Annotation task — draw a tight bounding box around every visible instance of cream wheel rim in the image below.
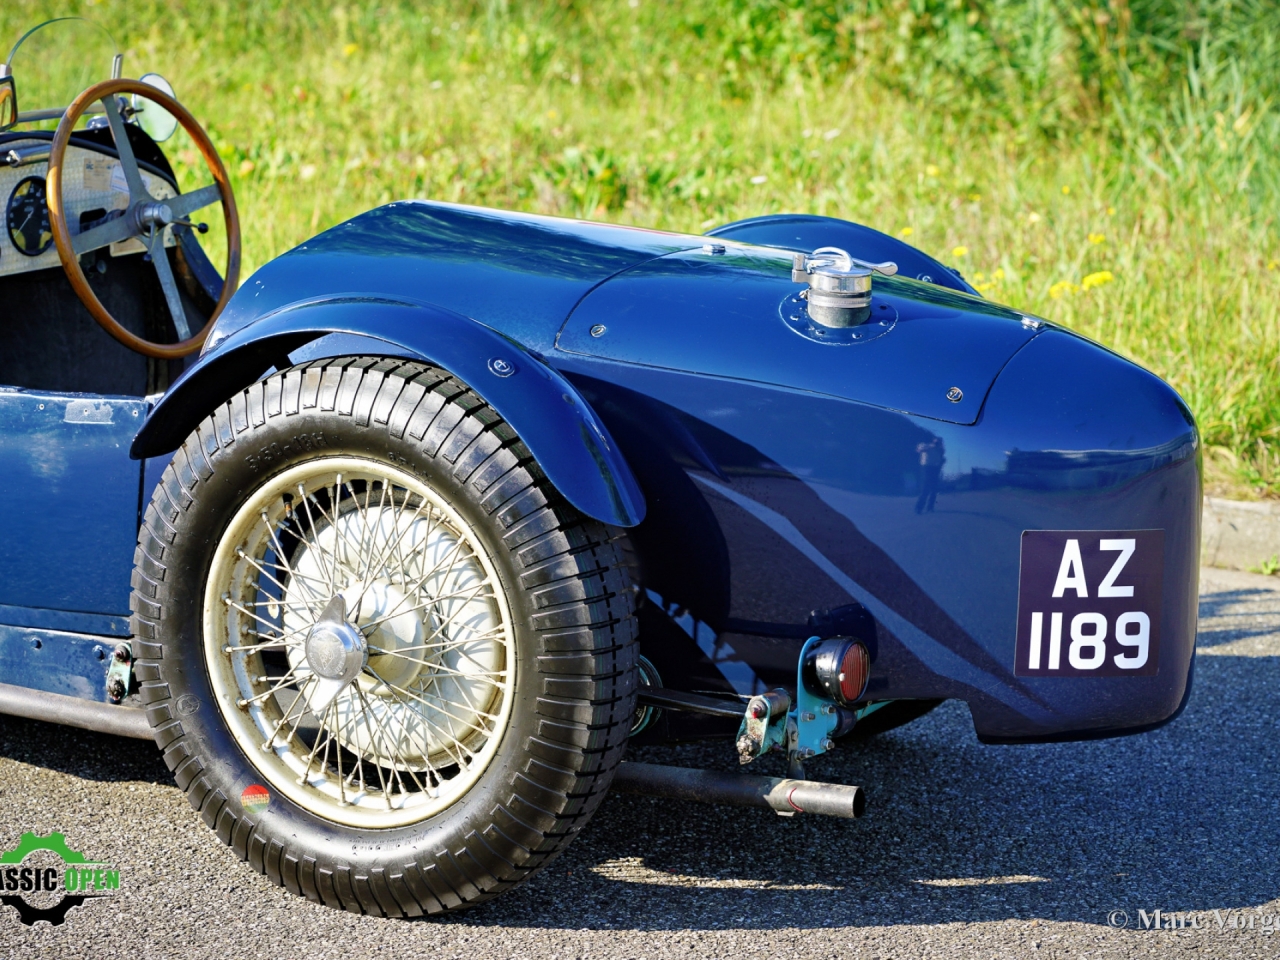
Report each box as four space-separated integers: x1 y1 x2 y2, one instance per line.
203 456 515 828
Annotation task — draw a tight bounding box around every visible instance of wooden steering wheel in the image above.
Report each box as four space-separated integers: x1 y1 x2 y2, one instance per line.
46 78 241 359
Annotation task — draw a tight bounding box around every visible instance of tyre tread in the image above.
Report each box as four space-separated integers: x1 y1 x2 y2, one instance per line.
129 357 637 916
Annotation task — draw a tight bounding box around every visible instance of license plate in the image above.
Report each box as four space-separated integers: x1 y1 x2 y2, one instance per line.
1014 530 1163 677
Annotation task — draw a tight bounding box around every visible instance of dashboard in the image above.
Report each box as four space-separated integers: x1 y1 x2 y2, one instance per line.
0 137 177 280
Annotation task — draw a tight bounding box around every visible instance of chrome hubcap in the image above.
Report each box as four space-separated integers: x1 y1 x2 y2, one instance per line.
304 597 367 684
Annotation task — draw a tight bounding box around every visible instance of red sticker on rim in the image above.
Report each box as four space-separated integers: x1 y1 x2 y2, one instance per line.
241 784 270 814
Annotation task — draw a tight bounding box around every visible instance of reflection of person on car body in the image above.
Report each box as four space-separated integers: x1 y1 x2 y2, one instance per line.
915 435 944 514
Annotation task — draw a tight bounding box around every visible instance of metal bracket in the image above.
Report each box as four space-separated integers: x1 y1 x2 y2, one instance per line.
736 688 790 763
105 642 134 704
785 635 849 787
734 637 850 812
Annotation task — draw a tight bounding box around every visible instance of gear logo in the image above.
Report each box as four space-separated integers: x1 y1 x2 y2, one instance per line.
1 832 118 926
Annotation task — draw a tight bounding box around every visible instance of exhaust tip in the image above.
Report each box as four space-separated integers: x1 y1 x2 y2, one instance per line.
852 785 867 819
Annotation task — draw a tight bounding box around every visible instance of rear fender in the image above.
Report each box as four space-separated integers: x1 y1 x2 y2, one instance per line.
131 297 646 527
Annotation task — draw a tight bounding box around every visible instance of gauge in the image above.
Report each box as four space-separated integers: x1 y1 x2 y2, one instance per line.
7 176 54 257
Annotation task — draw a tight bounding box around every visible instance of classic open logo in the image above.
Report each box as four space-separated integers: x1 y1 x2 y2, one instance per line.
0 832 119 926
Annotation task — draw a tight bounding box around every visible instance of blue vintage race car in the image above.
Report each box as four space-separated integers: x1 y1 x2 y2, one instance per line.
0 18 1198 917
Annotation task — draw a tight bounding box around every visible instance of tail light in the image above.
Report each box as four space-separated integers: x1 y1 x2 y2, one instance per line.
801 637 870 706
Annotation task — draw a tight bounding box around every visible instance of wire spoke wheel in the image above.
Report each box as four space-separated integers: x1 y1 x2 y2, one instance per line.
134 359 637 915
204 456 515 828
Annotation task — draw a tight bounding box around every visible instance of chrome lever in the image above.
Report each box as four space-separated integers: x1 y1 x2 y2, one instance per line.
1 143 50 167
792 246 897 282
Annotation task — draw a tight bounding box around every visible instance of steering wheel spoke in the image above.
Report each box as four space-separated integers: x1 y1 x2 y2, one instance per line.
167 183 221 219
71 210 134 256
148 233 194 341
100 94 150 202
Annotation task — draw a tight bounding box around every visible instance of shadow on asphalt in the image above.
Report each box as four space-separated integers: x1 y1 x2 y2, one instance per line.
464 582 1280 931
0 714 169 786
1195 588 1278 647
0 582 1276 932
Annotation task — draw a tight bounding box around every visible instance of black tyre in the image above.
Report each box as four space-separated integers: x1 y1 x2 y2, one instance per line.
129 357 638 915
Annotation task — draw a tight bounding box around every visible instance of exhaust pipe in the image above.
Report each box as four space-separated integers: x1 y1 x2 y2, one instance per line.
611 761 865 819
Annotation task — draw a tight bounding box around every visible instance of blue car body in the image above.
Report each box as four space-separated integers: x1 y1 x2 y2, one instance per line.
2 199 1199 745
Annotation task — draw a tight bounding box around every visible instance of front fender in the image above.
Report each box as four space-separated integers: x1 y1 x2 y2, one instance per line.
131 297 646 527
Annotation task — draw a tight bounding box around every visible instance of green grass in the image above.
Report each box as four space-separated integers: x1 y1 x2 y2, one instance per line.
4 0 1278 497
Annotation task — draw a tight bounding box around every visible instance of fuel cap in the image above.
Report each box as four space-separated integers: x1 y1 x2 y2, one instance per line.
792 246 897 328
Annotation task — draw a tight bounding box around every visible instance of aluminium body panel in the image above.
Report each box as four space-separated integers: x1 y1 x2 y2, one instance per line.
554 327 1198 743
0 389 144 619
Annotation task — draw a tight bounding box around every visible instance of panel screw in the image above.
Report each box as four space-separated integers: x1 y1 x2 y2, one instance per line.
94 646 106 661
822 738 835 751
946 386 964 403
589 324 607 338
487 357 516 377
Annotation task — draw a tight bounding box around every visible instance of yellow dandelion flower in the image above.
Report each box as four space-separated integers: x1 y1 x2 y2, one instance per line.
952 245 968 258
973 271 986 282
1268 259 1279 271
926 164 940 177
1061 185 1071 195
343 42 359 57
1107 206 1116 216
1088 232 1106 245
1081 270 1114 290
968 193 982 202
898 226 914 238
993 268 1005 280
1049 281 1077 299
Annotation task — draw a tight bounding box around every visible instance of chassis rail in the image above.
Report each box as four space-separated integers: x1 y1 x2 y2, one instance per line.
0 681 151 740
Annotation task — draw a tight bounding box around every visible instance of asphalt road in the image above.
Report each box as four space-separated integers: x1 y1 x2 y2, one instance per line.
2 566 1279 959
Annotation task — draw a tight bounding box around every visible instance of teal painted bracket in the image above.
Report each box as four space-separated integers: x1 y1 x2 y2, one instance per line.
788 636 845 777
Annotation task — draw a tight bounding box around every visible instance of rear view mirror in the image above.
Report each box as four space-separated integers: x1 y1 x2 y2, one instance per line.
0 76 15 131
131 72 177 142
